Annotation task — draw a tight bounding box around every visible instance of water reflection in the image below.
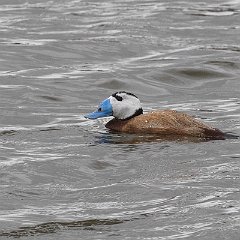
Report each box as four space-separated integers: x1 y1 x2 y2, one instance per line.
0 218 126 238
93 131 228 145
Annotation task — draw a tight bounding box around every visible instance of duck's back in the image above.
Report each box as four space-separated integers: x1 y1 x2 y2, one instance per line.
106 110 225 139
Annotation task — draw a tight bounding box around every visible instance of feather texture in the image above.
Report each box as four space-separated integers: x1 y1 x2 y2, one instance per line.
106 110 225 139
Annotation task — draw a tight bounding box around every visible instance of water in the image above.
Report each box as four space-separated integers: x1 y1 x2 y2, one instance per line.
0 0 240 239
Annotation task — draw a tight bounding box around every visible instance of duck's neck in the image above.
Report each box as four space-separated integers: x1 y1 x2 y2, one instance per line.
120 108 143 121
105 109 143 132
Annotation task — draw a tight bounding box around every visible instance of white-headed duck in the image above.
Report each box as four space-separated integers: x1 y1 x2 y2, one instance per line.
85 91 225 140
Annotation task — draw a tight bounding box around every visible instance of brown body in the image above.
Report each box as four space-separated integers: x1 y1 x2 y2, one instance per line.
105 110 225 139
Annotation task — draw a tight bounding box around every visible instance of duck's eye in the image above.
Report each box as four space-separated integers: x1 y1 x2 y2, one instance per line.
112 92 123 101
98 107 102 112
115 95 123 101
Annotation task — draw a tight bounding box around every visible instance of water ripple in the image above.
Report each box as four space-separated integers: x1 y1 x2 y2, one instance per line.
0 0 240 239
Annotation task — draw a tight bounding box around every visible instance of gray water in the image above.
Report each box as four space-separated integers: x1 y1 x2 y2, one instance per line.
0 0 240 239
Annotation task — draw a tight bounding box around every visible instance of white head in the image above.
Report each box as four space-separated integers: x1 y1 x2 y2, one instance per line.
85 91 143 120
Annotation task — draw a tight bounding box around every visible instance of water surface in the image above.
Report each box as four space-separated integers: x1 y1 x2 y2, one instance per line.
0 0 240 239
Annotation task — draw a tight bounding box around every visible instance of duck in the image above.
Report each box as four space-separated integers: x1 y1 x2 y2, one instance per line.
85 91 225 140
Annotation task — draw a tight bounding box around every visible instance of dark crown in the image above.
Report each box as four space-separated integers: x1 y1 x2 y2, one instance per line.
112 91 139 101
